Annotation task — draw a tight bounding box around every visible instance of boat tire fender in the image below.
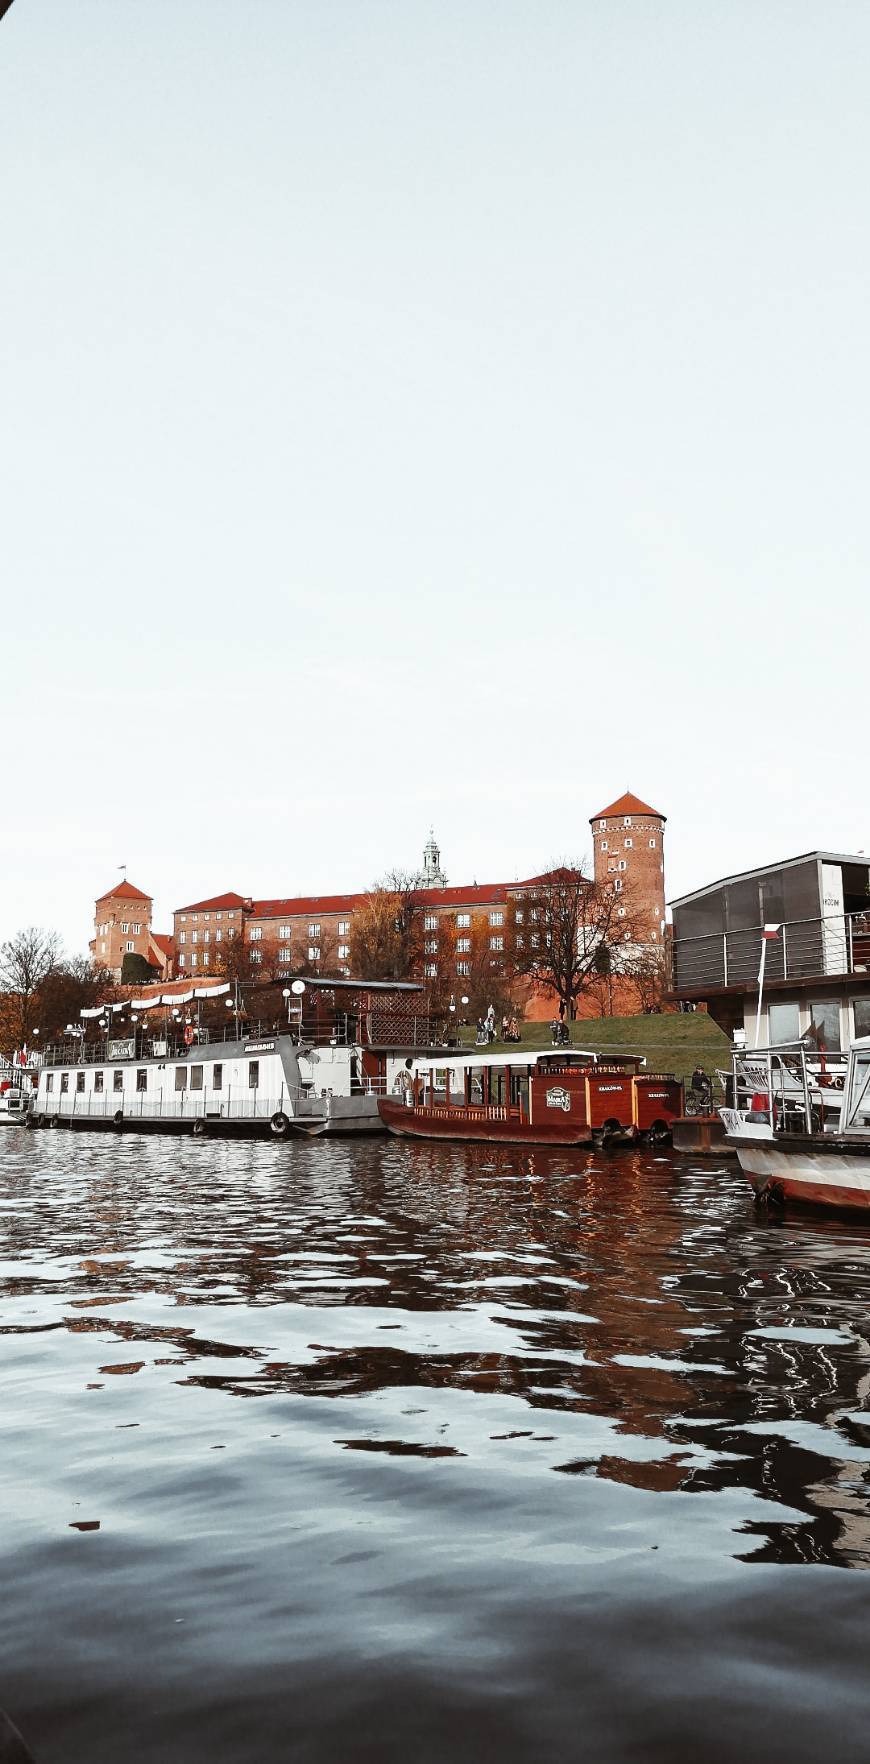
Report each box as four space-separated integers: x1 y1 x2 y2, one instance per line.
192 1117 206 1138
50 1116 60 1130
113 1110 124 1129
271 1111 290 1138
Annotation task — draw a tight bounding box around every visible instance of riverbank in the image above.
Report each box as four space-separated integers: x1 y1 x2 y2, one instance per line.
457 1012 731 1090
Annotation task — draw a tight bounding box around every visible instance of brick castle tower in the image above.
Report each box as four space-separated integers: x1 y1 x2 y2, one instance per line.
589 792 666 945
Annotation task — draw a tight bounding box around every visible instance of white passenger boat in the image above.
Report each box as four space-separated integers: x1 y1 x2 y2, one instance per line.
720 1038 870 1211
29 978 440 1140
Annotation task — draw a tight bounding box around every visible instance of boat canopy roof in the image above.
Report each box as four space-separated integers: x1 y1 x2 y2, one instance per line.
407 1049 646 1072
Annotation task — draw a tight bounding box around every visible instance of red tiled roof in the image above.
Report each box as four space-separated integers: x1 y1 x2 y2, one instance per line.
252 893 363 919
96 878 151 904
590 792 665 822
176 892 249 913
149 932 174 958
252 881 510 918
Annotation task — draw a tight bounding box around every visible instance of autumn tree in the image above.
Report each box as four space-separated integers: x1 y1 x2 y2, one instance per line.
506 862 646 1020
348 871 425 981
0 927 62 1049
36 955 118 1043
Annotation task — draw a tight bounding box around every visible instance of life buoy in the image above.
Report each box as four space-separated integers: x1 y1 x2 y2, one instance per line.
184 1024 195 1048
113 1110 124 1129
270 1111 290 1138
192 1117 206 1138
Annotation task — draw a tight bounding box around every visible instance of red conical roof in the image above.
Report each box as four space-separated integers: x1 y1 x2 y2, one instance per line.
96 878 152 904
590 791 665 822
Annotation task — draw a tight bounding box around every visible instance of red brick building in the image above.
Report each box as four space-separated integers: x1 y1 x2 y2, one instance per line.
90 879 174 982
166 791 667 1015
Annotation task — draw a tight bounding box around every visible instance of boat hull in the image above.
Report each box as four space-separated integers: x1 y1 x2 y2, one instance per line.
378 1098 593 1146
728 1133 870 1212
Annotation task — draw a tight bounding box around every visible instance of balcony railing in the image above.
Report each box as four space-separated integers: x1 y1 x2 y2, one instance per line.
672 910 870 994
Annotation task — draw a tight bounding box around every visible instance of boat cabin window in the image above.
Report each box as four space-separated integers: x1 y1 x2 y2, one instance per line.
213 1064 223 1091
469 1070 484 1104
60 1074 69 1093
45 1074 53 1093
809 1000 841 1052
510 1072 529 1111
175 1067 187 1091
248 1061 259 1090
113 1071 123 1092
190 1065 204 1091
845 1053 870 1131
136 1070 147 1092
76 1072 85 1093
769 1002 800 1045
94 1071 104 1093
854 1000 870 1040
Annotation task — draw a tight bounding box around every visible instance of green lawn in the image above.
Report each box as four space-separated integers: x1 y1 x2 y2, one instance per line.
457 1013 731 1090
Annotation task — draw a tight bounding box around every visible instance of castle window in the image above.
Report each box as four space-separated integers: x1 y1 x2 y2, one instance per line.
425 939 438 954
250 949 262 964
618 860 627 871
308 922 320 937
456 913 470 928
178 954 186 968
649 838 656 848
338 920 350 936
624 838 632 849
278 947 291 962
121 922 129 933
308 946 320 962
490 936 503 952
424 962 437 977
456 961 470 977
191 952 198 968
600 841 608 852
623 817 632 827
192 930 198 943
125 941 134 953
338 944 349 960
424 914 438 931
457 938 470 953
614 880 623 893
249 927 262 941
489 911 503 927
215 930 222 942
599 821 607 832
617 907 626 918
279 925 292 938
203 931 210 943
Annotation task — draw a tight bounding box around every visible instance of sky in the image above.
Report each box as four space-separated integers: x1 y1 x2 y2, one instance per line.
2 1 868 956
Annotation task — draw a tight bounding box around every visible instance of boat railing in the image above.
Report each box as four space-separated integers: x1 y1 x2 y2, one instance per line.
730 1045 849 1134
672 909 870 992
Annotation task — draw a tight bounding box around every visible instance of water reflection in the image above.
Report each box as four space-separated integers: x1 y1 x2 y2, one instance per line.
4 1133 870 1759
3 1133 870 1573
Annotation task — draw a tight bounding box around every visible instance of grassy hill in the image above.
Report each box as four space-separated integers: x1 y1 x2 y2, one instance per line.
457 1013 731 1091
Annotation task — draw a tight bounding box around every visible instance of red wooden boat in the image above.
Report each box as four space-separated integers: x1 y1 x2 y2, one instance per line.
378 1050 683 1147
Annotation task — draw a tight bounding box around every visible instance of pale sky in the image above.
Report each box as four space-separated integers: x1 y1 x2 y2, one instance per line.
2 1 868 955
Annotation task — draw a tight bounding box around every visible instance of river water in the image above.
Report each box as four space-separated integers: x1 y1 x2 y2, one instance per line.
2 1133 870 1763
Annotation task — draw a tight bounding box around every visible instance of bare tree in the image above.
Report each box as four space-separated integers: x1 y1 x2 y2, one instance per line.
455 911 515 1022
0 927 62 1048
507 862 646 1020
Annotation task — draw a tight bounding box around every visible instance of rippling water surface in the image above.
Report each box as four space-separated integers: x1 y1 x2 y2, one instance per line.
3 1133 870 1762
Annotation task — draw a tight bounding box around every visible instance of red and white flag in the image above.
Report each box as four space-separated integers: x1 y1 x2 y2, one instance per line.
762 923 781 940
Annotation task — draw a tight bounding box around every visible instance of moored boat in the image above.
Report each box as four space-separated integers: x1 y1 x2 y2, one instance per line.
378 1049 683 1147
28 977 439 1140
721 1037 870 1211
